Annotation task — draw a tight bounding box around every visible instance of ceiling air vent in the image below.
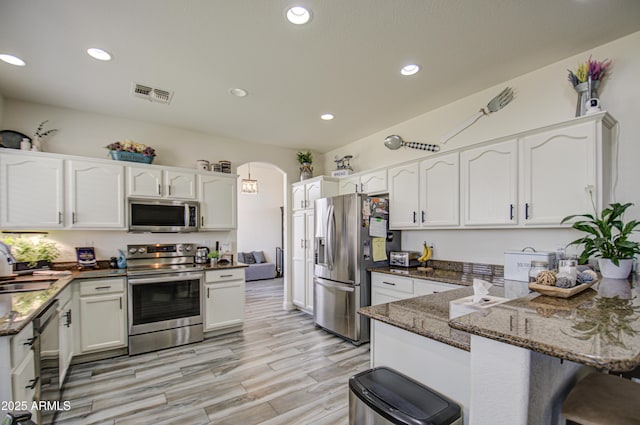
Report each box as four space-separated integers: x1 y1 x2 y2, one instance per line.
132 82 173 105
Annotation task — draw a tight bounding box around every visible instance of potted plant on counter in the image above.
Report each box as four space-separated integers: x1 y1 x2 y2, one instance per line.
562 202 640 279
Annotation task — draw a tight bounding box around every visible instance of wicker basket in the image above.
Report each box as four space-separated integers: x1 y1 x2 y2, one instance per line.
109 150 154 164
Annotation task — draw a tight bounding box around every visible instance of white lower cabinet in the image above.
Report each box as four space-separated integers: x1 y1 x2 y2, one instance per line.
76 278 127 353
8 323 37 416
371 272 463 305
204 269 245 331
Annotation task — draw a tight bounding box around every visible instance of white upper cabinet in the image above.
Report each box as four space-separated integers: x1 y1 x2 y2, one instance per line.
0 153 64 229
67 160 126 229
292 177 338 211
127 166 196 199
338 170 388 195
198 173 237 230
419 152 460 227
460 139 518 226
519 120 598 225
388 163 420 228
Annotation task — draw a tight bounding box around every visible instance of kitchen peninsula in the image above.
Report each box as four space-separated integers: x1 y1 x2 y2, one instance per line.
360 269 640 425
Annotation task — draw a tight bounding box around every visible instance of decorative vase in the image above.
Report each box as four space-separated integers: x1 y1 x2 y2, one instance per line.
299 162 313 181
573 80 600 117
597 258 633 279
30 136 43 152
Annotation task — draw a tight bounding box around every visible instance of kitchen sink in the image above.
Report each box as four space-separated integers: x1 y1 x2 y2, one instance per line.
0 280 55 293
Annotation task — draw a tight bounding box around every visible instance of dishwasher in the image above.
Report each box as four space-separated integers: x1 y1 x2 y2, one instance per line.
32 300 60 425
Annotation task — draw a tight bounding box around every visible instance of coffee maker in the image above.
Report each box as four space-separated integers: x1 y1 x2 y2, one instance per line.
195 246 209 264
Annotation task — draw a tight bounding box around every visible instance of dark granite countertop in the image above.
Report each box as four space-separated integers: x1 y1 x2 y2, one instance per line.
1 264 246 337
450 278 640 371
369 260 504 287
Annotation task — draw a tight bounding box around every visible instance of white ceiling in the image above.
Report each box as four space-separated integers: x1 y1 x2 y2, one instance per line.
1 0 639 153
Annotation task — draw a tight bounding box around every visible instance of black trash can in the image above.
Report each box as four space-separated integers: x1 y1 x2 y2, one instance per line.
349 367 462 425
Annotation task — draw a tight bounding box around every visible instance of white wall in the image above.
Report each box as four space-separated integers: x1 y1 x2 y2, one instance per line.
236 162 284 262
321 31 640 265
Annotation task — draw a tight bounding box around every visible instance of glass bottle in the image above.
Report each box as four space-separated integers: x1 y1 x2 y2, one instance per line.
529 260 549 283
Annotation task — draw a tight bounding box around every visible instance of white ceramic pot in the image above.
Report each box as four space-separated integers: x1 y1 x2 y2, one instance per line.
597 258 633 279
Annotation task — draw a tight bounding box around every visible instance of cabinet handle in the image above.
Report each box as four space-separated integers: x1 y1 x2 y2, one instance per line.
301 239 305 248
382 281 396 286
360 183 364 192
413 211 417 223
95 286 111 290
65 310 72 327
201 216 205 227
23 337 37 347
221 274 233 278
119 297 122 310
26 377 39 390
421 210 425 223
354 183 358 193
509 204 514 220
525 203 530 220
509 315 514 331
58 212 62 224
525 318 530 334
168 185 172 196
158 184 162 195
207 287 210 298
72 212 76 224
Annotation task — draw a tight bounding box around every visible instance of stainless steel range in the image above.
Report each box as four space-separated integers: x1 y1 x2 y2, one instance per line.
126 243 203 355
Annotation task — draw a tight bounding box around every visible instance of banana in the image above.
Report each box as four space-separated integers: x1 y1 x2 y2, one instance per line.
417 243 432 263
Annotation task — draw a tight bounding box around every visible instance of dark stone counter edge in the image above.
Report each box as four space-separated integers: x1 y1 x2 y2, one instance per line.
368 267 505 287
0 263 248 337
449 319 640 372
358 306 470 352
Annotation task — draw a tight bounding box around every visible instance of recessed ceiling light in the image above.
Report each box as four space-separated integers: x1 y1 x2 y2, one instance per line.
286 6 311 24
320 113 334 120
87 48 112 61
229 88 248 97
0 54 26 66
400 64 420 76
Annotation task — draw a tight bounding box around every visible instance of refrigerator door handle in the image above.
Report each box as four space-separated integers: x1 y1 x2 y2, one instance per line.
315 277 355 291
327 204 336 270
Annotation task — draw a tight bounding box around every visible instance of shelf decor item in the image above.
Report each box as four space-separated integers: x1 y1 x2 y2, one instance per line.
297 150 313 181
562 202 640 279
106 140 156 164
31 120 58 152
567 56 612 117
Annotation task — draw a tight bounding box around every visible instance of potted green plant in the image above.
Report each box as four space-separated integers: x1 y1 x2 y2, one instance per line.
1 236 60 271
562 202 640 279
297 150 313 181
207 250 219 266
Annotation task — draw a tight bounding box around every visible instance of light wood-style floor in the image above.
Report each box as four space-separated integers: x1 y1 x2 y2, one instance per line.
55 278 370 425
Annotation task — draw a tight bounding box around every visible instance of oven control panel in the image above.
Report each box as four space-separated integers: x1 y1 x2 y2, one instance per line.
127 243 196 258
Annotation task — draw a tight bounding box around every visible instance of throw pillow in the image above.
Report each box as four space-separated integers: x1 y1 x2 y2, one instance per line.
242 252 256 264
237 252 245 263
252 251 267 264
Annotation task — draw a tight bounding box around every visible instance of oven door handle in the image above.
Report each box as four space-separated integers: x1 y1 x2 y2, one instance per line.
128 272 203 285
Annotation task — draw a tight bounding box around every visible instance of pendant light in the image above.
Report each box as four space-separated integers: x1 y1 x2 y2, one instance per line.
241 163 258 194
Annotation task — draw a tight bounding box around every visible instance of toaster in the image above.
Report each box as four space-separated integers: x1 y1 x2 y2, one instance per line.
389 251 421 268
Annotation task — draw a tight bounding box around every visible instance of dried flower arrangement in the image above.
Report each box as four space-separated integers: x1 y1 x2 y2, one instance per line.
34 120 58 138
567 56 612 87
106 140 156 157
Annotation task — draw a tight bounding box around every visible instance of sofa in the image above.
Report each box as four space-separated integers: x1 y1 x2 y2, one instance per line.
238 251 276 281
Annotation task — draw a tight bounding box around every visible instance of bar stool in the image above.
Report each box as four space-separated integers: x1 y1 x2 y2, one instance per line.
562 372 640 425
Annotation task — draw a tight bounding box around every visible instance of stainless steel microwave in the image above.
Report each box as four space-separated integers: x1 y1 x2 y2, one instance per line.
128 198 199 232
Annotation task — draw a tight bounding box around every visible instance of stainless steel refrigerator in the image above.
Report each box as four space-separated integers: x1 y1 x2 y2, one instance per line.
313 193 400 344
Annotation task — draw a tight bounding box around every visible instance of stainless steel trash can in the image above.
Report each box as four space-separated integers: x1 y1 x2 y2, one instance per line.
349 367 462 425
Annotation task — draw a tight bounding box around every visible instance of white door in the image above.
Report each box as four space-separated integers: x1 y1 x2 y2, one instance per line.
520 121 597 225
388 163 420 228
305 210 315 311
68 160 125 228
199 174 237 229
461 139 518 226
127 166 163 198
80 294 126 352
165 170 196 199
292 183 306 211
292 211 306 308
419 153 459 227
338 176 360 195
204 281 245 330
0 154 64 229
361 169 387 194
